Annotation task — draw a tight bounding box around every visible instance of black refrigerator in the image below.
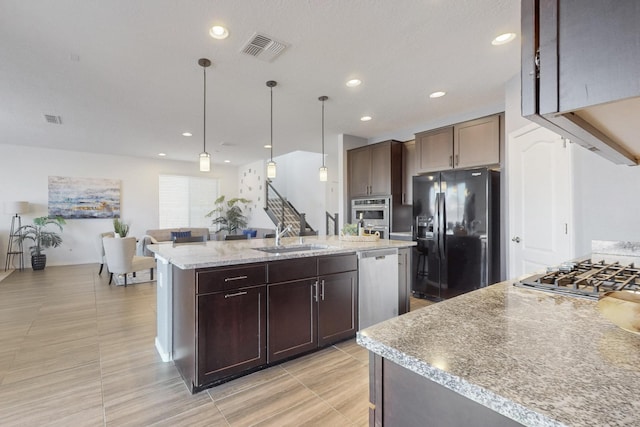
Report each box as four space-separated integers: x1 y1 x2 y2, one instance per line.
412 168 500 300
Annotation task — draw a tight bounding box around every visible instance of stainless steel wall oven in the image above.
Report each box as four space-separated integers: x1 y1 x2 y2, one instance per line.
351 197 391 239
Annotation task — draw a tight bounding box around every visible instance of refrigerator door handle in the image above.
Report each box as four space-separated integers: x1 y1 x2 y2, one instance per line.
434 193 440 257
439 192 446 259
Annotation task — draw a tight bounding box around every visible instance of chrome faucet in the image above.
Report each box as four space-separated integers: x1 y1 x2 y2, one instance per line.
275 222 292 246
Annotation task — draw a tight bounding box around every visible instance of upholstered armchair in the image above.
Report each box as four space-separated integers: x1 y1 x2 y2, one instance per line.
102 237 155 287
98 231 115 275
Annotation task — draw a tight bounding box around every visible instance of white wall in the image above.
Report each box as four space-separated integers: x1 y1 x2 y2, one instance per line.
571 147 640 255
0 144 237 267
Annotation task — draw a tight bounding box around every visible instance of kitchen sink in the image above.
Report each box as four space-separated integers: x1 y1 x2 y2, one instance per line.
253 244 330 254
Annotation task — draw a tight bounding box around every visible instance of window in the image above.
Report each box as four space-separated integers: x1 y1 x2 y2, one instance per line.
159 175 219 228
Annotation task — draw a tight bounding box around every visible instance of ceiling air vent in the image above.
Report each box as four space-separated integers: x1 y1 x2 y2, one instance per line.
241 33 288 62
44 114 62 125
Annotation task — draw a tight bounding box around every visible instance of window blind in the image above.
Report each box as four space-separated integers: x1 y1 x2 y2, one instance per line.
159 175 219 228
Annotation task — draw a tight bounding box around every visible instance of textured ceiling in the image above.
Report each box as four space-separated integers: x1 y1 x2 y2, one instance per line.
0 0 520 166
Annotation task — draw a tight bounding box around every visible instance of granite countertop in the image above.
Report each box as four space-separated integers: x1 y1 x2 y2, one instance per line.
357 280 640 427
148 235 415 269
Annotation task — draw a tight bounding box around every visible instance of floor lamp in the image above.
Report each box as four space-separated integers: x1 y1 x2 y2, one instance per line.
4 201 29 272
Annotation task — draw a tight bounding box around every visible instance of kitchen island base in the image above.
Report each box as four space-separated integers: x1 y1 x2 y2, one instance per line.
369 353 523 427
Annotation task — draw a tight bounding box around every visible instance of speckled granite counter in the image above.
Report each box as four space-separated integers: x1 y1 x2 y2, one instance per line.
357 280 640 427
148 235 415 269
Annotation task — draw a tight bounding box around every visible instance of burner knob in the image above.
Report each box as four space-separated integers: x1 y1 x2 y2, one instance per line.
511 236 521 243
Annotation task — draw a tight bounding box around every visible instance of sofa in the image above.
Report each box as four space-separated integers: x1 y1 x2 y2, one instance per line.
144 227 210 243
138 227 210 256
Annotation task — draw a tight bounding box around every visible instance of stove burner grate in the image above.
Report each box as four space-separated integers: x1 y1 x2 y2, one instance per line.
515 259 640 300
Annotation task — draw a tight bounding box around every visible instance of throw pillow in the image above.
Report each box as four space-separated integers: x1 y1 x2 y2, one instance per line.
171 231 192 240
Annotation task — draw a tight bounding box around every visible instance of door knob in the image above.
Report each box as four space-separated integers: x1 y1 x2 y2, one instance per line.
511 236 521 243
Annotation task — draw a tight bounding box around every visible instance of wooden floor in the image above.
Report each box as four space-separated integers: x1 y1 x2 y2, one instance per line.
0 264 377 426
0 265 435 426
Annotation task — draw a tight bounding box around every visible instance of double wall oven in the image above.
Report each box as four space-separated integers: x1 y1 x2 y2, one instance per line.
351 197 391 239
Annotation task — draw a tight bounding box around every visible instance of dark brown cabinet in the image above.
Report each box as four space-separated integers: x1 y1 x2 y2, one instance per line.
401 140 415 205
268 278 317 362
521 0 640 165
317 270 357 346
172 263 267 392
348 140 402 197
415 115 501 174
197 284 266 385
397 247 411 315
173 253 358 392
267 254 358 363
369 354 523 426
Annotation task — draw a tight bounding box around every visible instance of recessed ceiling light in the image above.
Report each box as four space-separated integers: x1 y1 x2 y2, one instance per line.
264 144 272 149
224 159 231 163
210 25 229 40
360 116 372 122
158 153 166 157
429 91 446 98
346 79 362 87
491 32 516 45
182 132 192 137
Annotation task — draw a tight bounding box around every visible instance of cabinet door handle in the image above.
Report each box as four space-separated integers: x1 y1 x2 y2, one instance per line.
455 154 459 166
320 280 325 301
449 155 453 167
224 275 248 282
312 281 318 302
224 291 248 299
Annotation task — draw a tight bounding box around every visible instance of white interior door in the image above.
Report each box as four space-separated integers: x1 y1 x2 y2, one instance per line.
508 124 573 278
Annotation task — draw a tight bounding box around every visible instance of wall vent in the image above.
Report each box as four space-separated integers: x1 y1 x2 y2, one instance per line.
44 114 62 125
241 33 288 62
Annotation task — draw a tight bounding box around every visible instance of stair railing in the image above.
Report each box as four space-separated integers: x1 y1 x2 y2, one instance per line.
325 212 339 236
265 179 315 234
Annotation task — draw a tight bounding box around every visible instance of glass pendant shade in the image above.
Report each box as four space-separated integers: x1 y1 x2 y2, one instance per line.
267 160 277 179
319 166 328 182
198 58 212 172
266 80 278 179
318 95 329 182
199 152 211 172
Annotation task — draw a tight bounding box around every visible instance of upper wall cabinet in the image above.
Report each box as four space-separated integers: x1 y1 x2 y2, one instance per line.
521 0 640 165
348 140 402 198
401 140 416 205
454 115 501 169
415 127 453 173
415 114 501 174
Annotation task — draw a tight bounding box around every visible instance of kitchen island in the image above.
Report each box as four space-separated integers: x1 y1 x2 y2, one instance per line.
148 235 414 392
357 279 640 426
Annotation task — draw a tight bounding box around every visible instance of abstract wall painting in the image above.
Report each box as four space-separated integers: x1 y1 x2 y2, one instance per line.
48 176 121 219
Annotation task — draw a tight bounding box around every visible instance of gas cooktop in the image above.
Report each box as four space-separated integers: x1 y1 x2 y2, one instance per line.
515 258 640 300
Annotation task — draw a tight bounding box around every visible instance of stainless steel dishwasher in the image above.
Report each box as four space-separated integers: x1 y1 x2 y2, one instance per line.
358 248 399 330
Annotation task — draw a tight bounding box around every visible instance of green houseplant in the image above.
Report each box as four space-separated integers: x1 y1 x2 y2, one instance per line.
206 196 252 235
113 218 129 238
16 216 66 270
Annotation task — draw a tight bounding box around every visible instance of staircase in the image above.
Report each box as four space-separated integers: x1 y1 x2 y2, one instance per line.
264 180 316 236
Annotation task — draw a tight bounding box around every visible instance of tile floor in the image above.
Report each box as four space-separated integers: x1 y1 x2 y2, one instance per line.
0 264 434 426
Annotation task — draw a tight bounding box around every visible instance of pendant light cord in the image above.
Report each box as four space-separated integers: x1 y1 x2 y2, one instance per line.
203 66 206 153
270 85 273 161
321 98 325 167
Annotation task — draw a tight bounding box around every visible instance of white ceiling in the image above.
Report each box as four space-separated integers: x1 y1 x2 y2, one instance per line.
0 0 520 167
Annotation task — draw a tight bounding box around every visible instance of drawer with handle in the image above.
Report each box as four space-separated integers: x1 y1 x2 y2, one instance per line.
196 263 266 294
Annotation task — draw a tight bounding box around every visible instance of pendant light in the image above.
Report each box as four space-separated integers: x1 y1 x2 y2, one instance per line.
318 95 329 182
266 80 277 179
198 58 211 172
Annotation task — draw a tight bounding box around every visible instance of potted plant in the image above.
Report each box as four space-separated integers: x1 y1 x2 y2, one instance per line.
16 216 66 270
113 218 129 238
206 196 252 235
